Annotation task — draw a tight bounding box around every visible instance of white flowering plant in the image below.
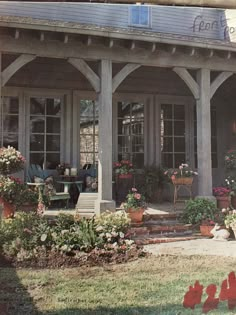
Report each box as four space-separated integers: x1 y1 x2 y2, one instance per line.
0 146 25 175
164 163 198 180
95 210 131 244
225 176 236 196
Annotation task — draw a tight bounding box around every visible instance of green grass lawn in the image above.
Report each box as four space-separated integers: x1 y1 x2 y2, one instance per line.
1 255 236 315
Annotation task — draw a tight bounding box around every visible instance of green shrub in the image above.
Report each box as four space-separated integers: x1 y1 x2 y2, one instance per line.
182 198 218 225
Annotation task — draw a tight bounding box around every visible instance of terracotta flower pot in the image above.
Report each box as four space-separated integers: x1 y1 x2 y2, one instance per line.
126 207 145 223
118 174 133 179
0 198 15 218
200 225 214 237
216 196 230 209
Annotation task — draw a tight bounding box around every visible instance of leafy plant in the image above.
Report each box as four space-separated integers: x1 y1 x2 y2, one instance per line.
0 146 25 175
122 188 146 211
225 149 236 169
113 160 134 175
164 163 198 180
182 198 219 225
224 210 236 228
141 166 166 202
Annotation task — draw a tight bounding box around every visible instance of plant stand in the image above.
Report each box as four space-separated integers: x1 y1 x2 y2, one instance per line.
172 178 193 210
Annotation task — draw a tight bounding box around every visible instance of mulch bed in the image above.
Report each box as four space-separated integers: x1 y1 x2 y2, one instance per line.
0 246 146 269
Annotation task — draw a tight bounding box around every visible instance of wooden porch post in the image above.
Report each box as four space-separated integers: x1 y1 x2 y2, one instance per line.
94 59 116 213
196 69 215 199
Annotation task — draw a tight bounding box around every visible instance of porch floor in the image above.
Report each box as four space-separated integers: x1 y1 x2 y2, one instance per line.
43 201 184 218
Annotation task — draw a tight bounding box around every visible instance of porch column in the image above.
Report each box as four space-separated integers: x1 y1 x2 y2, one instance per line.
94 59 116 213
196 68 215 200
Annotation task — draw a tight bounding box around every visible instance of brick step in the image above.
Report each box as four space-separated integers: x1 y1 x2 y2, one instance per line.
143 212 182 222
134 235 198 245
128 225 192 237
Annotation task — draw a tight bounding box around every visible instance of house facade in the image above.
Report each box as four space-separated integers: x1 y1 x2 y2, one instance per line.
0 2 236 213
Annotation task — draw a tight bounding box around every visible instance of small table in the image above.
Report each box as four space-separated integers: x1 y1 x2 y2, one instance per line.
57 181 83 193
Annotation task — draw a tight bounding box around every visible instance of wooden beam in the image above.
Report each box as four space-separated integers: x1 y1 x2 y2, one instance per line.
64 34 69 44
2 54 36 86
109 39 114 49
112 63 141 93
169 46 176 55
40 32 44 42
189 48 196 57
2 36 236 73
68 58 100 93
210 71 233 99
87 36 92 46
14 29 19 39
151 43 156 53
173 67 199 99
130 41 135 51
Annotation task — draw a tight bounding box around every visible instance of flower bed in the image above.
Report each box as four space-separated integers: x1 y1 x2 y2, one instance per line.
0 146 25 175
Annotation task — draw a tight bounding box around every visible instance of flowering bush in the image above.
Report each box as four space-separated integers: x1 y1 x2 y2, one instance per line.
95 210 131 243
0 146 25 175
213 186 231 197
225 149 236 169
224 210 236 228
164 163 198 180
113 160 134 175
122 188 146 211
0 176 23 204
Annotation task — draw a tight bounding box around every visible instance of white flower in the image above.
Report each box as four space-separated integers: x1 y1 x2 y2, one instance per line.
119 232 125 238
96 226 103 232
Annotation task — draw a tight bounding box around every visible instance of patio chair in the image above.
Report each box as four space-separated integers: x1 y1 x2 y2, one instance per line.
27 164 70 208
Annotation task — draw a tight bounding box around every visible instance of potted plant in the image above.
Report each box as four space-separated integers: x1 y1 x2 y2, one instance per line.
225 176 236 208
213 186 231 209
16 186 39 212
0 146 25 175
182 198 222 236
122 188 146 223
225 149 236 170
113 160 134 179
224 210 236 238
0 176 23 218
164 163 198 185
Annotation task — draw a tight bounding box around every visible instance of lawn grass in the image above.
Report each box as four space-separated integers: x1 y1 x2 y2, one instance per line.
1 255 236 314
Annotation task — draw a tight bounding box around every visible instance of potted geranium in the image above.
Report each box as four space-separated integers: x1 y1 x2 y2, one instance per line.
122 188 146 223
213 186 231 209
164 163 198 185
0 146 25 175
113 160 134 179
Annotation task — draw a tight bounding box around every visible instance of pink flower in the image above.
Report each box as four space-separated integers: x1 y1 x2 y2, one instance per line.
132 188 137 192
134 193 141 200
171 175 176 180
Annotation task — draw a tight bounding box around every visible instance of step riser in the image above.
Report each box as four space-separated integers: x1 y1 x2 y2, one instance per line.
130 230 192 238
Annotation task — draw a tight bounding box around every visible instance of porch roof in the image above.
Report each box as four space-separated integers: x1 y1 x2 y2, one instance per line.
0 2 236 52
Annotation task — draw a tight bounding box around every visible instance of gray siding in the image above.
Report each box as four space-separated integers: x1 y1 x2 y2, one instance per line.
0 2 236 42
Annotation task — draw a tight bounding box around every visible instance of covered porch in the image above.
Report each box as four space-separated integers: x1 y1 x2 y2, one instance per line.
0 7 236 215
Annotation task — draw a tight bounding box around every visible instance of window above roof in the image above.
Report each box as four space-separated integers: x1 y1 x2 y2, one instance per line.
129 5 151 28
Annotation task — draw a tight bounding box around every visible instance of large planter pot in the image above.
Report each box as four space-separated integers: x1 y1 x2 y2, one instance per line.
231 195 236 209
0 198 15 218
172 177 193 185
200 225 214 237
126 208 145 223
216 196 230 209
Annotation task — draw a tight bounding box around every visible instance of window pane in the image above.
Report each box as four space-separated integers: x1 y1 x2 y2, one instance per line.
118 102 130 119
30 98 45 115
131 120 144 135
3 97 19 114
163 121 173 135
174 154 186 167
162 137 173 152
3 134 18 149
46 117 60 133
3 116 18 133
80 135 94 153
80 153 94 166
131 6 139 25
118 119 130 135
30 135 44 151
118 135 130 153
174 105 185 120
30 153 44 167
132 153 144 168
80 117 94 134
94 135 98 152
46 153 60 170
46 98 61 116
46 135 60 151
80 100 94 117
30 117 45 133
161 104 172 119
174 121 185 136
131 103 144 118
174 137 185 152
132 135 144 152
140 6 149 25
162 153 173 168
